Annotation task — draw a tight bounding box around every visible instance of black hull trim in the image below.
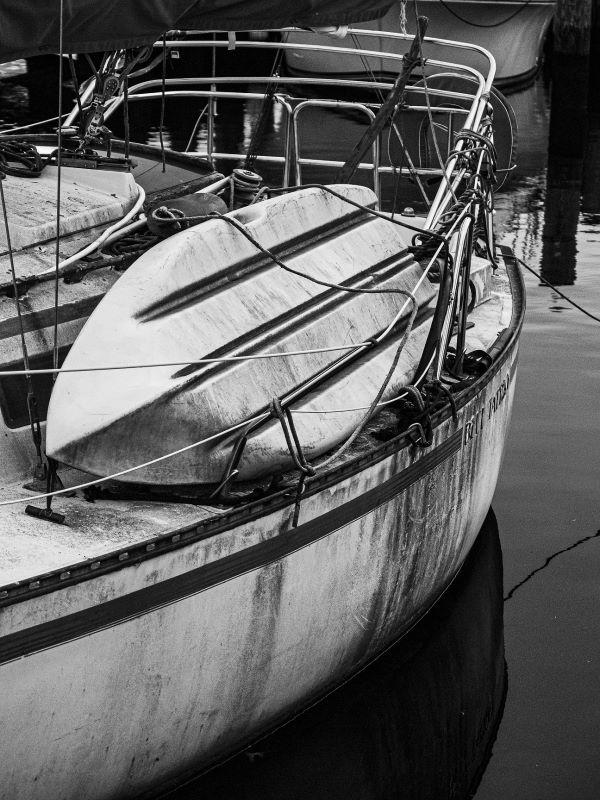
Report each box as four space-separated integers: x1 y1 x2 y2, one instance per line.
0 430 462 666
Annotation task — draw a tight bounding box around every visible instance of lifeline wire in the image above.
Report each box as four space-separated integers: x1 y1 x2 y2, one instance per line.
516 257 600 325
0 418 263 508
0 352 438 510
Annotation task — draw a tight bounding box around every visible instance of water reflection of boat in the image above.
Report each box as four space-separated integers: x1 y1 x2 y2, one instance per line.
170 511 506 800
286 1 555 90
0 3 522 798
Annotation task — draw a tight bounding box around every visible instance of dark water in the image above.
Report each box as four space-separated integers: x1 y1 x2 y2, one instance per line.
1 47 599 799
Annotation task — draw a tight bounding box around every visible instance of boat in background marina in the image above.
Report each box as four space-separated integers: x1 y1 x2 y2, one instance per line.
286 0 555 90
0 2 523 797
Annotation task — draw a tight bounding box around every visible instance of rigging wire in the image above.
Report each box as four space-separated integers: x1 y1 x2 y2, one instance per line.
1 112 71 135
67 55 83 120
159 34 167 172
350 32 430 207
413 1 458 204
53 0 65 374
123 70 130 164
0 177 45 472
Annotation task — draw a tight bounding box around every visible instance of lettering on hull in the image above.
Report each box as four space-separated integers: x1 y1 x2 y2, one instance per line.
463 371 511 445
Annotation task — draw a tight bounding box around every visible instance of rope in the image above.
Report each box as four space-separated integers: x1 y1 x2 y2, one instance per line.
505 529 600 601
0 141 45 177
438 0 536 29
31 183 146 280
516 257 600 324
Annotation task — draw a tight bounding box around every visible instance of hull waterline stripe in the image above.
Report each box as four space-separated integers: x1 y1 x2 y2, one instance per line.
0 430 462 665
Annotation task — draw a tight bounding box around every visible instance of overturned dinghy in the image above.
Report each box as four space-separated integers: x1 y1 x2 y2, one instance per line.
46 185 436 485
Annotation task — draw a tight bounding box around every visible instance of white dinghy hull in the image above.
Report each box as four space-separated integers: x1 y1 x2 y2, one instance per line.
46 185 435 485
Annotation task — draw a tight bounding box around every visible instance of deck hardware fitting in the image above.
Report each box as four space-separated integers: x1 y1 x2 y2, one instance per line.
24 505 66 525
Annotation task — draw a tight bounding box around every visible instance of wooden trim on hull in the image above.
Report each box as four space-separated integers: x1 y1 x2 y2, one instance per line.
0 247 525 608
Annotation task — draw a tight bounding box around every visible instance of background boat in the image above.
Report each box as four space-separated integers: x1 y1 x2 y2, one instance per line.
285 0 556 90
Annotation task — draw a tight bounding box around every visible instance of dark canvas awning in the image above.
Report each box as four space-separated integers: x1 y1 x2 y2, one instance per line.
0 0 393 62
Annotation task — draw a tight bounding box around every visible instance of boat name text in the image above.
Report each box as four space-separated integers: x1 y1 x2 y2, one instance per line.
463 372 511 444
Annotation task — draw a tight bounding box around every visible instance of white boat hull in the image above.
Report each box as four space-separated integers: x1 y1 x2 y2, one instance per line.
0 323 519 799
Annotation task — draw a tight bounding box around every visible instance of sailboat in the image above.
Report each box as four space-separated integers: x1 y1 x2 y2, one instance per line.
0 2 523 798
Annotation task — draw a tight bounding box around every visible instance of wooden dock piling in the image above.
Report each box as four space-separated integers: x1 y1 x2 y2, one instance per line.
554 0 594 55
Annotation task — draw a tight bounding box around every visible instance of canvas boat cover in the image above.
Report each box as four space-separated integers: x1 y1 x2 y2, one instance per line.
0 0 393 62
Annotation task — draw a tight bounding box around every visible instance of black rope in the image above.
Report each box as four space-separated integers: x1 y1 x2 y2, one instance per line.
438 0 536 28
505 529 600 601
516 257 600 324
318 291 419 469
0 141 44 177
158 206 428 299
